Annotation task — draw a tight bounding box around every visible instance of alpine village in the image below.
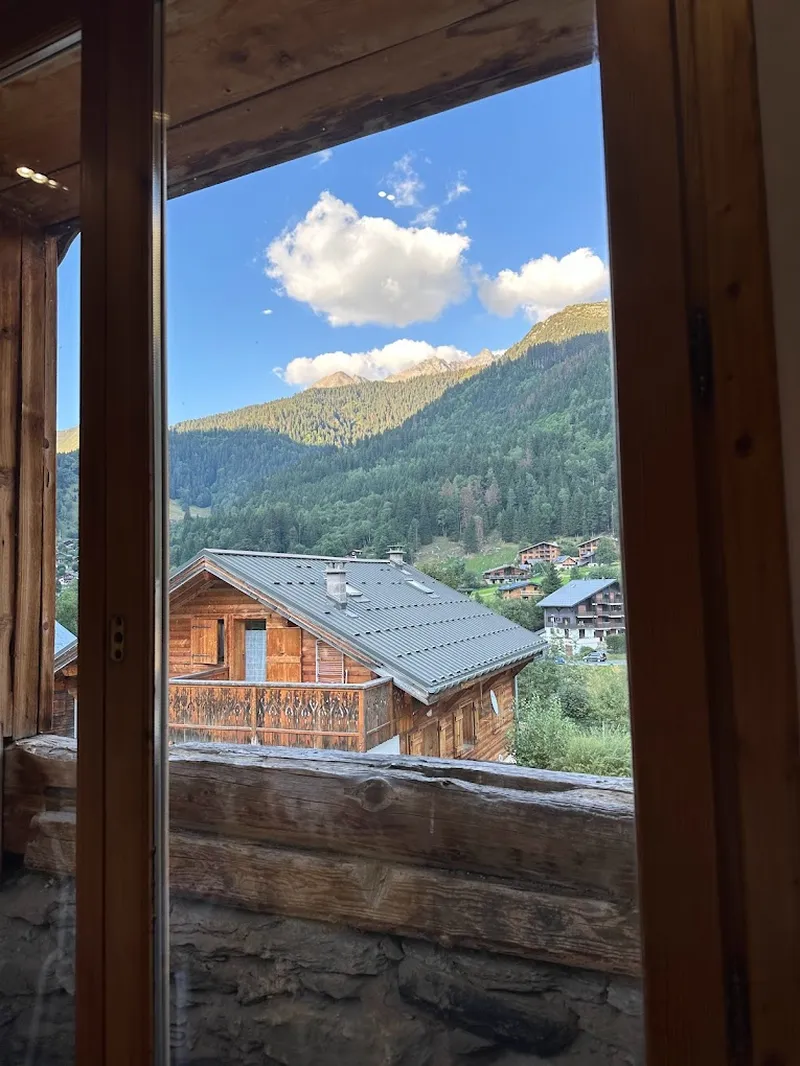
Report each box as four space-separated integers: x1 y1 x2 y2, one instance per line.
54 302 631 775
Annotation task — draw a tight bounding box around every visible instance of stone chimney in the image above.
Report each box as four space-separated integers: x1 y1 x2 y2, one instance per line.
325 562 348 604
387 546 405 566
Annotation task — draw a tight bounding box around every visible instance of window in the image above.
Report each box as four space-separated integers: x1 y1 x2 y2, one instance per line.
2 2 794 1064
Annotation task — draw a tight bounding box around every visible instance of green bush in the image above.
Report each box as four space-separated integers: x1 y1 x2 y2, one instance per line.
606 633 626 654
510 692 632 777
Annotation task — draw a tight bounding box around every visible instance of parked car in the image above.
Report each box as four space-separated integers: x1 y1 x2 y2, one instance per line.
584 651 607 664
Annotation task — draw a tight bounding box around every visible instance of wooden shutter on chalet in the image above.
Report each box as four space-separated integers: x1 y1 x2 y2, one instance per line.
316 640 345 683
453 710 464 754
422 721 440 757
191 618 218 665
267 626 302 682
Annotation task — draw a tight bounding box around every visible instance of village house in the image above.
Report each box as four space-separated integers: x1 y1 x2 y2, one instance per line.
538 578 625 653
54 550 546 760
578 537 601 563
555 554 580 569
518 541 560 566
482 563 528 585
497 580 543 601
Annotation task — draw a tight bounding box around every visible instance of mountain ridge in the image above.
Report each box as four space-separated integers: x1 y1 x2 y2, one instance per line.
57 302 609 454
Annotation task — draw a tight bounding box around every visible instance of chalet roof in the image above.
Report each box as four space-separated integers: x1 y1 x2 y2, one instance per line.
54 621 76 656
537 579 619 609
174 550 545 703
579 537 601 547
482 564 523 576
519 541 560 551
497 580 541 592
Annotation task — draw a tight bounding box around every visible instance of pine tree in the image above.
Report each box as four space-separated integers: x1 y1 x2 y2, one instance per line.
540 562 562 595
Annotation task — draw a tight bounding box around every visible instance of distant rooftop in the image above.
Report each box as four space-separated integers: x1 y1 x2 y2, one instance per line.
54 621 76 656
537 579 619 609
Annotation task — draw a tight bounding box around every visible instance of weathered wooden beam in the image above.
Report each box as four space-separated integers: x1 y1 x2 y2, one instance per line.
4 735 636 899
25 809 640 976
0 0 595 226
166 0 595 199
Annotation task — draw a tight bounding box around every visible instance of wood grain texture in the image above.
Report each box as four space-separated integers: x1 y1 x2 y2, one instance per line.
0 215 21 738
77 1 162 1063
13 231 46 740
37 236 57 735
0 0 595 226
11 736 638 975
596 0 730 1061
26 812 640 977
672 0 800 1058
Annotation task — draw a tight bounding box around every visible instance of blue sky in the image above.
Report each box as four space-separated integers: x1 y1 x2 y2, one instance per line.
56 63 608 429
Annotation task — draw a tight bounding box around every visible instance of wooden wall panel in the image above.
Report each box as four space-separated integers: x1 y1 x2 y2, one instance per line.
0 215 21 739
0 216 57 741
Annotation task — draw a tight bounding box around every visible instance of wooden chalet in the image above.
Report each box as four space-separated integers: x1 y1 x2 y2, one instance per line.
497 580 543 601
55 550 546 760
482 563 528 585
519 541 560 566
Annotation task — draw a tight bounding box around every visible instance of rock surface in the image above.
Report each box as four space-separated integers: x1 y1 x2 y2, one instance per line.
0 872 643 1065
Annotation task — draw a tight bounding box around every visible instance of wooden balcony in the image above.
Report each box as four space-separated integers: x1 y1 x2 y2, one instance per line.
168 677 394 752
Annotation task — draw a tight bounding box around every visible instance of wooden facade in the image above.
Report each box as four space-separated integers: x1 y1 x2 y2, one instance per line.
54 566 526 760
519 541 560 565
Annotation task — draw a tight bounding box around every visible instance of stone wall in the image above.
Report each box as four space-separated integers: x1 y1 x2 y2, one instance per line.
0 871 643 1066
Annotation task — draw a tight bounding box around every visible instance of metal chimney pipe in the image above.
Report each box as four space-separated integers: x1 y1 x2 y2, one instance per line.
325 562 348 604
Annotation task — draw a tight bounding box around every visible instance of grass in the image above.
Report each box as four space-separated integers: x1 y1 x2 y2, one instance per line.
169 498 211 522
414 536 520 575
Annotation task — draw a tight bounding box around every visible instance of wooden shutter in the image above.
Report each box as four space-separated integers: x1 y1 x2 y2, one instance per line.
453 710 464 754
267 626 302 682
316 640 345 683
422 721 440 757
191 618 218 665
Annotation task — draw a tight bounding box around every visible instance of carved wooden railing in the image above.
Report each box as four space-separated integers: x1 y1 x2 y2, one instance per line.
2 736 639 976
169 677 393 752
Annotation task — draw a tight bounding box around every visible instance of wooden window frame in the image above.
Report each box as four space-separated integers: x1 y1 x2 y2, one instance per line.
2 0 799 1063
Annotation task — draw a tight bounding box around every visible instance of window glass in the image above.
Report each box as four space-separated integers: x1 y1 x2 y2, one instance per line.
0 39 81 1065
162 4 642 1062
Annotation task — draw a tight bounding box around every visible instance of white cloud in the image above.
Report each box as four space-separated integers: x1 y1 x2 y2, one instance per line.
313 148 333 167
445 171 470 203
413 205 440 226
276 339 471 387
456 219 468 232
262 308 273 315
266 192 471 327
382 153 423 207
478 247 609 321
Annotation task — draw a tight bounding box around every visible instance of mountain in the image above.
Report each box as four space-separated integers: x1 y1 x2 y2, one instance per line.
57 427 80 454
386 357 457 381
172 371 470 447
503 301 610 364
57 302 615 567
312 371 364 389
170 322 616 565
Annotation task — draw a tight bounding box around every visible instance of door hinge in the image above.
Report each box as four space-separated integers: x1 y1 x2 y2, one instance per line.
689 306 713 406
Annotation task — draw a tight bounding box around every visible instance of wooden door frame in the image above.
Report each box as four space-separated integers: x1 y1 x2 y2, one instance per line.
75 0 168 1063
3 0 798 1064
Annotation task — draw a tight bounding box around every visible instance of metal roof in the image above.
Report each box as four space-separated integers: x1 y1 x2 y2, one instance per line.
173 550 546 703
497 580 541 591
537 579 619 609
54 621 76 656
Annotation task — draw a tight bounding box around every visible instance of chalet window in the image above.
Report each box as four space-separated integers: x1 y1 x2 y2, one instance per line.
244 620 267 682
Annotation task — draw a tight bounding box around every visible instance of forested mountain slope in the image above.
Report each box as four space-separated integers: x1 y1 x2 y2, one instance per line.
171 329 617 565
171 367 475 446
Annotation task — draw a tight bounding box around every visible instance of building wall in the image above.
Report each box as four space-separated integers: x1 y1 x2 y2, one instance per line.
398 670 517 762
169 576 377 684
0 871 643 1066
